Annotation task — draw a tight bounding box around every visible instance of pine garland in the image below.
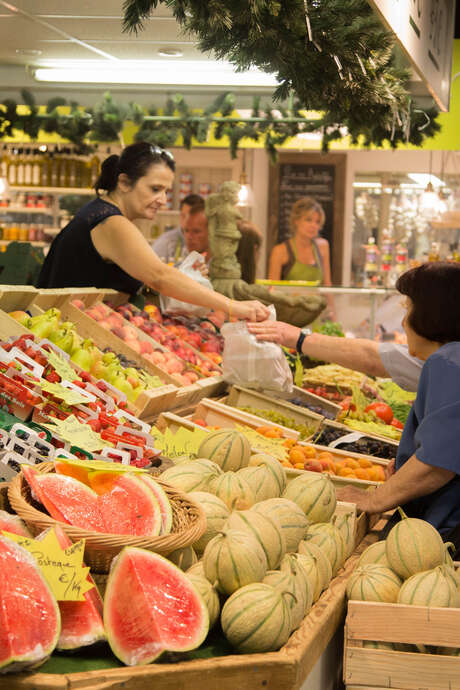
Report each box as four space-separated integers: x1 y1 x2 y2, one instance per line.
122 0 442 150
0 88 440 160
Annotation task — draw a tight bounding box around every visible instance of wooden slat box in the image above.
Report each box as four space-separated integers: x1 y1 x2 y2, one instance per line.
344 600 460 690
1 513 385 690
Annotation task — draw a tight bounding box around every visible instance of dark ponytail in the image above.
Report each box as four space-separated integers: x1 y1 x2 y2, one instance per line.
94 142 175 195
94 154 120 194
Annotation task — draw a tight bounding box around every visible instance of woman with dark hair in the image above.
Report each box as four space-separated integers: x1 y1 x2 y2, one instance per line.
37 142 269 322
337 262 460 537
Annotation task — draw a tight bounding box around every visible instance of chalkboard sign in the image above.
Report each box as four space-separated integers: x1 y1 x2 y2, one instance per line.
268 153 346 283
278 163 336 246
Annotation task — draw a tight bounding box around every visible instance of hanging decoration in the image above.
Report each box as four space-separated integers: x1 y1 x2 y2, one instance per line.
0 86 440 161
121 0 442 151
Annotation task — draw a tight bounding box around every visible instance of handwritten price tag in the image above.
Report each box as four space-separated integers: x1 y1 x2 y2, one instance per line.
38 381 90 406
43 414 108 452
3 529 93 601
150 426 208 459
45 349 81 383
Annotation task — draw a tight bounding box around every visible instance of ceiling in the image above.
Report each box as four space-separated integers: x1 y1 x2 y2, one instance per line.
0 0 457 108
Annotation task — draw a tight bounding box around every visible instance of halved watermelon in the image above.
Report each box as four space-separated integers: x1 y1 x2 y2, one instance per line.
37 526 105 651
0 535 60 672
89 473 162 537
138 474 173 535
104 547 209 666
0 509 32 538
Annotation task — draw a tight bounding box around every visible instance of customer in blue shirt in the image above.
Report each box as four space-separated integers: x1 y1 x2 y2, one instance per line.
337 262 460 536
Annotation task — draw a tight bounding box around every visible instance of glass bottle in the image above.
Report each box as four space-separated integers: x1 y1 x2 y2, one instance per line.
23 148 32 186
428 242 440 262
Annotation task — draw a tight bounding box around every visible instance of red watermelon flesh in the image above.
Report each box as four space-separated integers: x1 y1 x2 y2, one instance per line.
0 509 32 538
0 535 60 672
93 473 162 536
22 468 105 532
37 526 105 651
22 468 162 536
104 547 209 666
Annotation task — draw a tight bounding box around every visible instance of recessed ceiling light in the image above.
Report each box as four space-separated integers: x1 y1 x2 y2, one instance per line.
157 48 183 57
16 49 42 56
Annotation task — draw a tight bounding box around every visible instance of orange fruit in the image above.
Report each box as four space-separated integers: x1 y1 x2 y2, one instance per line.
289 449 306 464
344 458 360 470
337 467 354 477
358 457 373 469
354 468 371 481
317 451 334 462
264 427 283 438
283 438 296 448
255 426 270 435
303 446 317 459
335 459 347 468
369 465 386 482
294 463 305 470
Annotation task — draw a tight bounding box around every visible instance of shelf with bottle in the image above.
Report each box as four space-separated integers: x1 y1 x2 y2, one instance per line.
1 146 101 190
0 239 47 247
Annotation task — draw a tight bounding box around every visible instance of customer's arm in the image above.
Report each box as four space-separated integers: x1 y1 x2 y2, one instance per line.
92 216 270 321
247 320 388 378
336 455 455 513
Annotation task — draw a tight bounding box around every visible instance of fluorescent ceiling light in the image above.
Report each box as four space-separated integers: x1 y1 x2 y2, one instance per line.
407 173 446 188
33 60 279 87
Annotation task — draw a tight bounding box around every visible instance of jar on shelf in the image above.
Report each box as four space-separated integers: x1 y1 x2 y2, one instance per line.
18 223 29 241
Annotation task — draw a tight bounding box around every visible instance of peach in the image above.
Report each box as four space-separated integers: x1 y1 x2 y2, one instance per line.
304 458 323 473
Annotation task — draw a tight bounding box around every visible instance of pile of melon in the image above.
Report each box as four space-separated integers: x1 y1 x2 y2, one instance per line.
347 508 460 655
160 429 356 654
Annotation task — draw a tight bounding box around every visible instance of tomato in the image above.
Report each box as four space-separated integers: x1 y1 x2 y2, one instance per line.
365 402 394 425
391 418 404 430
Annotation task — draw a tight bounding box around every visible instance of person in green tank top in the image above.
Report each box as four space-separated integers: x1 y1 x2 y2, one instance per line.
268 196 332 286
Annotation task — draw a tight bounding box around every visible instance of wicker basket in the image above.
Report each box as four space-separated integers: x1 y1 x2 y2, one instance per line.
8 463 206 573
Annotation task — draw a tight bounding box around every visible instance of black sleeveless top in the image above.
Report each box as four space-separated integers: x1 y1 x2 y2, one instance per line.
37 197 142 297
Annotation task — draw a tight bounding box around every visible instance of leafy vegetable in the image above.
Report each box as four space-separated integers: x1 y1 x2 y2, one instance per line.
313 320 345 338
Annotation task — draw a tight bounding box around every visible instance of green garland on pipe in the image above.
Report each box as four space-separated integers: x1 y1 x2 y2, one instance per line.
0 88 440 160
121 0 442 151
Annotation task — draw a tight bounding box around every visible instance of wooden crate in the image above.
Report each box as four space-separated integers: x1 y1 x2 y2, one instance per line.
225 385 324 426
0 285 38 312
344 600 460 690
31 288 108 311
1 514 385 690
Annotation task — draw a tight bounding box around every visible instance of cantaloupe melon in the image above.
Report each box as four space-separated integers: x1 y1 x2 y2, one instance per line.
333 512 355 559
385 512 445 579
293 552 321 603
301 523 346 576
357 541 391 569
203 529 267 595
187 560 206 577
283 473 336 523
221 583 292 653
225 510 286 570
198 430 250 472
188 491 230 554
279 553 313 629
252 498 309 553
397 566 460 608
346 564 402 603
237 466 279 502
168 546 198 571
248 453 286 495
185 573 220 628
213 472 255 510
161 459 222 493
297 541 332 598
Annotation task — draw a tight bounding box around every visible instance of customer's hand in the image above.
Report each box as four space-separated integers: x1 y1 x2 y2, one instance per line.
336 486 374 513
247 320 301 349
231 300 270 322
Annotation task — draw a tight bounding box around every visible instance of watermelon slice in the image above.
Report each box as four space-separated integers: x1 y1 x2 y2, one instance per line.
37 526 105 651
0 535 60 672
0 509 32 538
104 547 209 666
88 472 162 537
54 457 147 486
22 467 162 536
22 466 105 532
138 475 173 535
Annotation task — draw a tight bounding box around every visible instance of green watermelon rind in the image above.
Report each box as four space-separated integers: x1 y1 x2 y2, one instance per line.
0 536 61 673
104 547 209 666
138 475 173 535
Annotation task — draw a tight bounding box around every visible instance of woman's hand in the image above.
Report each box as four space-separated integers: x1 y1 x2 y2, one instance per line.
231 300 271 322
247 320 300 349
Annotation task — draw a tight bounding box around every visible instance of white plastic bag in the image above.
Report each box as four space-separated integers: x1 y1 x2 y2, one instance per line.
159 251 213 317
221 305 293 393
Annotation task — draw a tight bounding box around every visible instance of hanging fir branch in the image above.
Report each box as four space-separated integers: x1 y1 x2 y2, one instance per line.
0 88 441 159
121 0 442 151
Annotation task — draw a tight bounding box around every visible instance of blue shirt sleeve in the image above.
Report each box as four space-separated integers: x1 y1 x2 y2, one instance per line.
412 346 460 474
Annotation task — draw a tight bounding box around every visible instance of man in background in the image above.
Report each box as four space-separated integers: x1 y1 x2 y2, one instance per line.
152 193 204 264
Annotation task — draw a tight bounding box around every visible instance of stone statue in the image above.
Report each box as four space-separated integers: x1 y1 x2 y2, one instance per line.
205 182 327 327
